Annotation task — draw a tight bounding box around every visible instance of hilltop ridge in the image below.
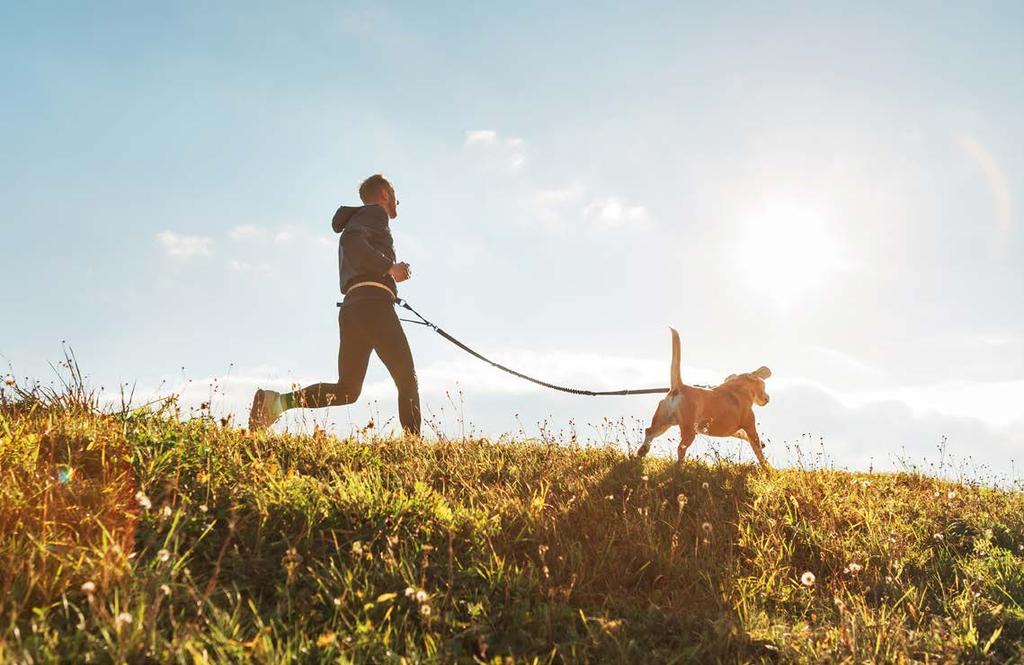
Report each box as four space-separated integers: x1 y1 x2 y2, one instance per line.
3 392 1024 663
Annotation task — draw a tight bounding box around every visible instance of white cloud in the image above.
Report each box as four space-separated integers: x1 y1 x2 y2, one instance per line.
464 129 527 171
229 225 263 240
229 225 302 244
531 183 649 229
582 197 649 227
465 129 498 145
157 231 213 259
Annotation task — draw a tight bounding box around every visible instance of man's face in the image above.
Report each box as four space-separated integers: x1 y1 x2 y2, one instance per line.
381 186 398 219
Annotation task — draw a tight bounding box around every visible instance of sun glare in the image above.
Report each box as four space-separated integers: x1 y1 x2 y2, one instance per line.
734 202 844 310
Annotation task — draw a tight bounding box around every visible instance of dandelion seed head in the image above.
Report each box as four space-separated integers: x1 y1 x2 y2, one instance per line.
199 504 208 513
157 549 170 562
159 584 171 595
947 491 956 499
81 581 96 594
702 522 713 534
404 587 416 598
848 562 863 574
801 571 816 587
419 604 431 616
134 491 151 510
415 590 429 604
333 597 342 607
116 612 132 626
702 482 709 490
3 375 15 387
162 505 172 518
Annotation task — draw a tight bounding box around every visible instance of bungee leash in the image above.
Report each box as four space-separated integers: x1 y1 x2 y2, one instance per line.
394 298 671 397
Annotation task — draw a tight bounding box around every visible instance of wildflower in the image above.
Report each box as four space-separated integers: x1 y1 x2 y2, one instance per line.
3 375 15 387
81 581 96 594
933 533 944 542
641 475 649 482
933 491 941 498
677 494 688 508
847 563 863 574
415 590 429 604
157 549 170 562
404 587 416 598
351 540 364 555
419 604 432 617
162 505 172 518
605 494 614 501
702 522 713 534
159 584 171 595
538 544 549 557
333 597 342 607
135 491 151 511
801 571 816 587
199 504 208 513
116 612 132 626
702 482 710 490
947 491 956 499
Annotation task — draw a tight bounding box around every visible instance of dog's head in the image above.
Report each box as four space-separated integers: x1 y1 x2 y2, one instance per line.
722 366 772 406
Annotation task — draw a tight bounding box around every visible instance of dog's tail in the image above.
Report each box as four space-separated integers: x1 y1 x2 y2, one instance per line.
669 327 683 392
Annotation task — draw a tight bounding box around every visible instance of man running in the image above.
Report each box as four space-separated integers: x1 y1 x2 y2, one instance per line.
248 174 421 435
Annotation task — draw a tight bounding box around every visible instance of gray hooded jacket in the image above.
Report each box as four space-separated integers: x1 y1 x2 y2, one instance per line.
332 204 397 301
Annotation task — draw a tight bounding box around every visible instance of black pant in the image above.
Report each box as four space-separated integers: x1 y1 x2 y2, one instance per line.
283 299 421 435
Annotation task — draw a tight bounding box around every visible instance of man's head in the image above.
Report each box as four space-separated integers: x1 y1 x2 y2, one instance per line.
359 174 398 219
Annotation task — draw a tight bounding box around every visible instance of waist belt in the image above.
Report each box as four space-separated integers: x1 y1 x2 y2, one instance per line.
343 281 396 299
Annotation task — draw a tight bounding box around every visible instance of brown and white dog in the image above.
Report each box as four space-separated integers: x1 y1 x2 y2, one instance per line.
635 328 772 467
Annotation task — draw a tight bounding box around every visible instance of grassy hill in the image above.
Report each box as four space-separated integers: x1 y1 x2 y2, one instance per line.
3 386 1024 663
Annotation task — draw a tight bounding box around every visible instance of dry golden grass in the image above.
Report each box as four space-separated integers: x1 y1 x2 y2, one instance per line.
3 379 1024 663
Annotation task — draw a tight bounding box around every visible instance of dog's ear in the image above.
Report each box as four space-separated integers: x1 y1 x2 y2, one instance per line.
753 366 772 379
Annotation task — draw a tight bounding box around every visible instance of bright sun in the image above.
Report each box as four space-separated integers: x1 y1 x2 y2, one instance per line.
734 202 845 310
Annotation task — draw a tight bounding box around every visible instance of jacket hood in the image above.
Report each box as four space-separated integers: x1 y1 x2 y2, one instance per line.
332 205 363 233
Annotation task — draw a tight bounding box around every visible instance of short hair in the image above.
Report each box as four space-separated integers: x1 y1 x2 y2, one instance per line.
359 174 393 204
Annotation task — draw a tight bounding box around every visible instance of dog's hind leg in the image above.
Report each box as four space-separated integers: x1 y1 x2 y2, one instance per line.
676 424 696 463
637 399 674 458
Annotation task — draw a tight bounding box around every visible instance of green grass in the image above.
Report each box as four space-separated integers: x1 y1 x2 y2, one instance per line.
4 383 1024 663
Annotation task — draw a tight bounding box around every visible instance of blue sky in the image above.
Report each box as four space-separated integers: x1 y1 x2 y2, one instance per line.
2 2 1022 476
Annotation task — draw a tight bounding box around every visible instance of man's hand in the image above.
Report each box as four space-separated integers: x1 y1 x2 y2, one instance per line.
388 261 412 283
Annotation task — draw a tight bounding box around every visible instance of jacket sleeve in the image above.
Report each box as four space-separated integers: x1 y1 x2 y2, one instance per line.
340 208 393 276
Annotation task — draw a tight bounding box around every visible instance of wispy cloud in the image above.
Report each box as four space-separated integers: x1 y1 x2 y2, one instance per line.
582 196 649 227
157 231 213 259
464 129 527 171
229 225 294 243
531 182 649 230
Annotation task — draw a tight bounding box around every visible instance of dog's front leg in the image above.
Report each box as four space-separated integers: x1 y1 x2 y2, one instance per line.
741 420 770 469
